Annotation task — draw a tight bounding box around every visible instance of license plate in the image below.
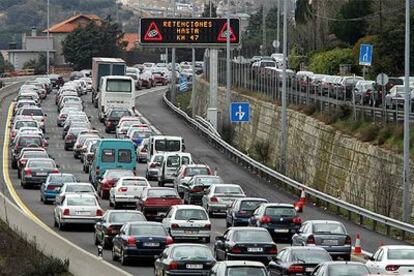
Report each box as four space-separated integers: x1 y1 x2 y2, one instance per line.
184 230 198 234
247 247 263 252
186 264 203 269
274 229 289 233
323 239 338 246
144 242 159 247
37 172 47 176
306 267 314 272
76 211 89 215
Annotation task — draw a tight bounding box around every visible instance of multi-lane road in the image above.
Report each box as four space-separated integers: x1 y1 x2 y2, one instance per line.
0 85 409 275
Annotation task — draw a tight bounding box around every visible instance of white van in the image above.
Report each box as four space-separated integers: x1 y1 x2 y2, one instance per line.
148 135 185 161
98 76 136 121
158 152 192 186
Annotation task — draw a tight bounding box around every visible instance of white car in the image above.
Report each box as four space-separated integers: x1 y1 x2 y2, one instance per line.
109 177 150 208
202 184 246 215
54 193 103 230
366 245 414 275
115 120 144 139
146 153 164 180
55 182 98 204
162 205 211 243
136 138 150 163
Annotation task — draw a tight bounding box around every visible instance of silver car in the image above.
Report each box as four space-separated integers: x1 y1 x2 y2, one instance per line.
55 182 98 205
202 184 246 215
54 193 103 230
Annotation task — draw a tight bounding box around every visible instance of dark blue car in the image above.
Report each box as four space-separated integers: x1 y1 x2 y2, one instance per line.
40 173 77 204
226 197 268 227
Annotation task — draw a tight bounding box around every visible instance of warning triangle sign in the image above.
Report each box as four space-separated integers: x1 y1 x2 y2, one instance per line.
217 22 237 42
144 21 163 41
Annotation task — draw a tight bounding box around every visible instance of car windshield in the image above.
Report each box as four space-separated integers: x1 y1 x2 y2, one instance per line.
175 209 207 220
291 250 331 263
147 189 177 198
187 167 209 176
328 264 370 275
15 121 38 129
66 185 94 193
233 230 271 243
69 128 89 136
265 207 296 217
66 197 96 206
129 225 166 236
215 186 243 194
49 174 76 184
122 179 148 186
172 246 213 260
29 160 55 168
122 120 141 128
240 201 266 211
226 267 267 276
106 170 134 179
109 212 145 223
388 248 414 260
155 139 181 152
313 223 346 234
21 109 43 116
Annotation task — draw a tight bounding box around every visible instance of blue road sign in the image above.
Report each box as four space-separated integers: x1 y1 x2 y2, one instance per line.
359 44 373 66
230 102 250 123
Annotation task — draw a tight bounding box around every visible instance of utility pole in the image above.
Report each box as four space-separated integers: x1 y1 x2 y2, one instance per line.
171 0 177 104
278 0 288 174
191 1 196 116
262 0 266 56
225 0 232 128
209 1 212 17
276 0 280 53
402 0 411 222
46 0 50 74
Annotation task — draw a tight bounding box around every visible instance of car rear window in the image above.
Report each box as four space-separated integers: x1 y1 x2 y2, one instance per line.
66 185 94 193
155 140 181 152
66 197 96 206
172 246 213 260
233 230 271 243
49 174 76 183
109 212 146 223
196 177 222 185
19 137 42 147
175 209 207 220
102 149 115 162
388 249 414 260
215 186 243 194
186 167 209 176
118 149 132 163
313 223 346 235
226 267 267 276
147 189 178 198
106 170 134 179
29 160 55 168
122 179 148 186
110 110 131 118
291 249 331 263
21 109 43 116
132 131 151 139
265 207 296 217
167 156 180 167
327 264 370 275
15 121 38 129
23 152 48 158
240 201 266 211
129 225 166 236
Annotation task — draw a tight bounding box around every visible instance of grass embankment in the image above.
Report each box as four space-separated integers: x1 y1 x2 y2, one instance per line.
0 219 71 276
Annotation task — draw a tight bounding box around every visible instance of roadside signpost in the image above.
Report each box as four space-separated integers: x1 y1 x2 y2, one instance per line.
376 73 389 122
230 102 250 123
359 44 373 66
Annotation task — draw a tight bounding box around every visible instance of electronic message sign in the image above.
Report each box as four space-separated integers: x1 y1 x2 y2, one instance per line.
139 18 240 47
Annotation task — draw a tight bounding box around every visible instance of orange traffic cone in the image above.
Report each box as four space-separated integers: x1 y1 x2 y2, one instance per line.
353 234 362 255
294 189 306 213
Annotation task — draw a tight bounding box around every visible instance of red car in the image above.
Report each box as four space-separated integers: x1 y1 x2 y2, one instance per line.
137 187 182 221
97 169 135 199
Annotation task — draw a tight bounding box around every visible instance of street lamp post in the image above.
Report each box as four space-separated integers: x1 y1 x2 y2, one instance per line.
191 1 196 116
225 0 231 128
46 0 50 75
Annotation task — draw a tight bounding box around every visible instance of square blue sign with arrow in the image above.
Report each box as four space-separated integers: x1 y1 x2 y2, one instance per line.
359 44 373 66
230 102 250 123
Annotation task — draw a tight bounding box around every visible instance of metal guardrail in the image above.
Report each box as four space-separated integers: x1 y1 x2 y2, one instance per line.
163 93 414 236
195 115 221 138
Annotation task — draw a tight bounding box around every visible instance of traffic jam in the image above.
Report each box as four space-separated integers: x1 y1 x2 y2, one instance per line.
7 57 414 276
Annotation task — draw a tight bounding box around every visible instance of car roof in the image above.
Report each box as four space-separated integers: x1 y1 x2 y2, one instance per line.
288 246 329 251
262 203 295 208
380 245 414 249
48 173 74 177
65 193 95 199
173 205 205 210
235 197 267 202
307 220 343 224
106 210 143 215
125 221 162 226
212 184 241 188
63 182 92 186
229 226 268 232
27 158 54 162
218 260 266 267
119 176 147 181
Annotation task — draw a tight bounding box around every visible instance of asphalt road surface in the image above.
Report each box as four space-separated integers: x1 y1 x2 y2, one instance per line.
0 85 408 275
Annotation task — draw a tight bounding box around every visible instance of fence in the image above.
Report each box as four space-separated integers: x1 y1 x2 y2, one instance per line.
204 57 414 123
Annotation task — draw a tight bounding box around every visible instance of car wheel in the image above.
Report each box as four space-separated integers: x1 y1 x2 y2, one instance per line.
17 170 21 179
21 181 27 189
54 217 58 228
58 218 65 231
11 161 17 169
112 247 119 261
205 237 210 243
120 249 128 266
158 180 164 187
64 145 69 151
226 220 231 228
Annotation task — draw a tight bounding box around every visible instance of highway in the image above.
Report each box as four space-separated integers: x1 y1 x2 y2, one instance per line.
0 85 408 275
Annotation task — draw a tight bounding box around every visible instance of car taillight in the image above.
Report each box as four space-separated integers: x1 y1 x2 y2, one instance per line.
385 265 400 272
106 226 113 234
204 224 211 230
171 223 179 229
65 134 74 141
76 144 82 149
166 236 174 245
345 235 352 245
63 209 70 216
96 209 103 216
127 236 137 246
191 187 203 193
210 197 218 202
46 185 56 190
288 265 304 273
268 246 278 254
118 187 128 192
260 216 272 224
292 216 302 225
230 246 241 254
25 168 32 176
106 121 112 126
140 148 147 153
366 89 372 95
19 159 27 166
52 169 59 173
307 235 316 245
168 262 178 270
149 162 157 168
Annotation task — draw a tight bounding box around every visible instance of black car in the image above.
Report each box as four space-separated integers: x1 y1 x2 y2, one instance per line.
268 246 332 275
94 210 146 249
182 175 224 205
311 261 371 276
21 158 59 188
226 197 268 227
210 260 269 276
63 127 89 151
103 108 133 133
248 203 302 241
112 222 173 265
214 227 277 264
16 150 50 178
154 244 216 276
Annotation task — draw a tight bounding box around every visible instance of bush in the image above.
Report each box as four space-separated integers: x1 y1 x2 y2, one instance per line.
377 126 393 145
359 123 380 142
303 104 317 116
255 140 270 163
308 48 354 75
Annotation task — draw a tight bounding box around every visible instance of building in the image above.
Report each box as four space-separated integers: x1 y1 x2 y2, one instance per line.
43 14 101 65
7 27 55 70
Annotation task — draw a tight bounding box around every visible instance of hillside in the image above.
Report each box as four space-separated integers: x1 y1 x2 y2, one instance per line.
0 0 137 49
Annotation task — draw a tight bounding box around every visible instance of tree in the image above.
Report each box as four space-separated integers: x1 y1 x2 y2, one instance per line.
0 54 5 74
62 16 126 70
23 53 46 74
330 0 372 45
308 48 354 75
201 2 217 17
